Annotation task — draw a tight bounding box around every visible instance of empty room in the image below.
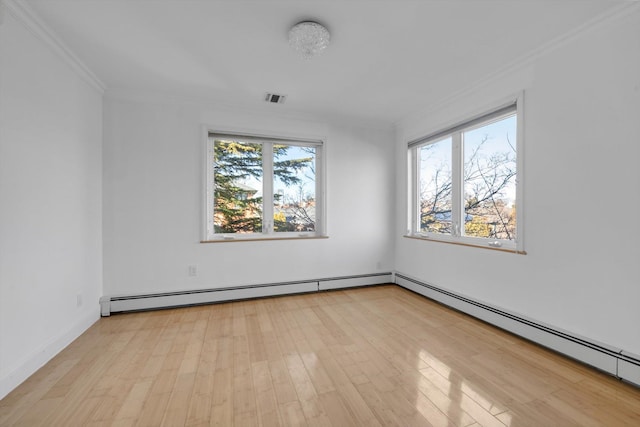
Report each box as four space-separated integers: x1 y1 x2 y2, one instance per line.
1 0 639 425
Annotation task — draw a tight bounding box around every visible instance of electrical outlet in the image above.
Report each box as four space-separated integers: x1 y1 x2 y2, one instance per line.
376 261 382 270
76 294 82 307
188 265 198 277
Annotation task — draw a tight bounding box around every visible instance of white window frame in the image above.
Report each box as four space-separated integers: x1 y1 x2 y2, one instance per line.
203 129 326 241
407 93 525 253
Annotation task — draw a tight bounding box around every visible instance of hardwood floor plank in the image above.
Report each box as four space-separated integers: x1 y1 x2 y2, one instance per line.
317 391 358 426
161 372 196 426
184 391 212 426
134 392 171 426
279 400 308 426
113 380 153 422
269 360 299 405
285 354 318 402
355 381 406 426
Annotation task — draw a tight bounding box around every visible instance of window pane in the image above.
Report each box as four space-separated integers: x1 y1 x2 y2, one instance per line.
213 139 263 233
419 137 452 234
463 115 517 240
273 145 316 232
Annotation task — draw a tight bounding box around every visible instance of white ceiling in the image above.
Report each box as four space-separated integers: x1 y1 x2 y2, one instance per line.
26 0 624 126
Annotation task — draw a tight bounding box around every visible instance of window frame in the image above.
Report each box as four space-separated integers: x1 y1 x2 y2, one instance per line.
406 93 525 253
202 129 326 242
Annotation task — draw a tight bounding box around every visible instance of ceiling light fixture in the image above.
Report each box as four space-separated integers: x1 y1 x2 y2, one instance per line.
288 21 331 59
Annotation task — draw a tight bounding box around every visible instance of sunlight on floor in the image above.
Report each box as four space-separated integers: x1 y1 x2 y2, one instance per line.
415 349 512 426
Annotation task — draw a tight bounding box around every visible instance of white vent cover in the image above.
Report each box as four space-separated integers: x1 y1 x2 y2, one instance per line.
265 93 286 104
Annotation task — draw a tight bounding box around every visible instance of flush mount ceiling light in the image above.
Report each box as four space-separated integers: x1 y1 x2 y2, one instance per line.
288 21 331 59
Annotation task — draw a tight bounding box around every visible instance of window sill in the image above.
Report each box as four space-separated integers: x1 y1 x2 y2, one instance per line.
403 234 526 255
201 235 329 243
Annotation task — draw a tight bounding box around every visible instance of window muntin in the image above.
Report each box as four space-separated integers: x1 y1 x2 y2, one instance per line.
409 99 522 251
206 133 323 240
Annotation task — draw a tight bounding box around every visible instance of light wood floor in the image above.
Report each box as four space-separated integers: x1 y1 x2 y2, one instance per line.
1 286 639 426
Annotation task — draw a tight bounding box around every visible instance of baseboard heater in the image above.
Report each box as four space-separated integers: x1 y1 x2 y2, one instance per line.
99 272 393 316
394 272 640 387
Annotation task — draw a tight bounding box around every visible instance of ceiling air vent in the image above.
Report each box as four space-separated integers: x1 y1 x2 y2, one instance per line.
265 93 286 104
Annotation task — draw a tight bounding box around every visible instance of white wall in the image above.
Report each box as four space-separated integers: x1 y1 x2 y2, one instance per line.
102 95 395 297
0 8 103 398
395 8 640 355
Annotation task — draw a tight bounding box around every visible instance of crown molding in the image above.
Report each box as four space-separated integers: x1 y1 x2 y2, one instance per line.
2 0 106 93
396 1 640 129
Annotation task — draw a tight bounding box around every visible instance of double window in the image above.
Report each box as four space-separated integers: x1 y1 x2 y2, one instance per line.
408 96 524 252
205 132 324 240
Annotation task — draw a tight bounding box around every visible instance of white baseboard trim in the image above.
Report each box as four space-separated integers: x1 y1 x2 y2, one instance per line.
318 273 393 291
394 272 640 387
100 272 394 315
0 310 99 400
619 352 640 386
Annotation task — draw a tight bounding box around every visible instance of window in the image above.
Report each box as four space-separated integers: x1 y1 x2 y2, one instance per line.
204 132 324 240
408 96 523 252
